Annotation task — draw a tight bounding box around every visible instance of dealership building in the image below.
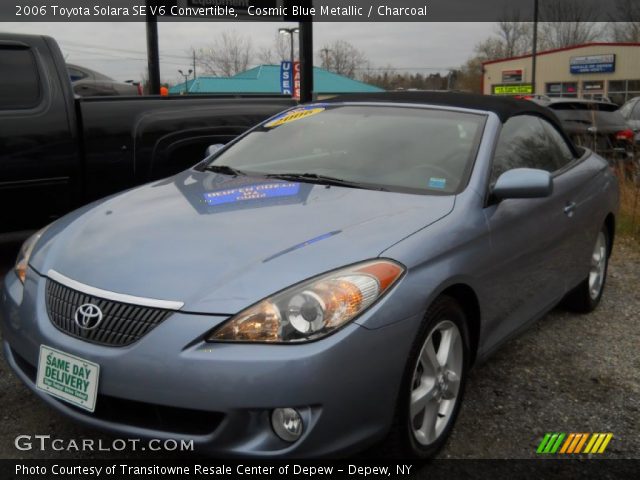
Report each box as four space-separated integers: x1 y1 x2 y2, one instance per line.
482 42 640 105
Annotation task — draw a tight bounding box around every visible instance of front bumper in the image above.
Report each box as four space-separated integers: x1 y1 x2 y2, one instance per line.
0 267 420 458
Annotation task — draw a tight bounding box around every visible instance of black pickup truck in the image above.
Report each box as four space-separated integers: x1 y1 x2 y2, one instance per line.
0 33 295 235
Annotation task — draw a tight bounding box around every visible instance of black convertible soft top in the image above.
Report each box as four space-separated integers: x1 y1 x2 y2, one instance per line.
324 91 562 127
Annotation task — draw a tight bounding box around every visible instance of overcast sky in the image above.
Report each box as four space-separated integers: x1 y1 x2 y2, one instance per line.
0 22 494 84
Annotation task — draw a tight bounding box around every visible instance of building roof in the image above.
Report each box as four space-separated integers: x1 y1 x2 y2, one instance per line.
481 42 640 66
169 65 383 95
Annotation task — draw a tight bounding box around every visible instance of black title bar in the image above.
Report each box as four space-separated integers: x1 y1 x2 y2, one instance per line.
4 0 636 22
1 459 639 480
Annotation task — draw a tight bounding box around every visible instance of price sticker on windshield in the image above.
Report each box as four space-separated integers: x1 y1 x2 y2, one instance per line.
265 106 325 128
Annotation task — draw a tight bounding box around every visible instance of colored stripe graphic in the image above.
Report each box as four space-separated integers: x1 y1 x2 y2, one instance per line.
584 433 600 453
597 433 613 453
537 433 613 454
537 433 565 454
537 433 552 453
574 433 589 453
559 433 575 454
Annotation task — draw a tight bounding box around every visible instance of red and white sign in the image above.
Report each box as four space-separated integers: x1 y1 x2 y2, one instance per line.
293 61 300 101
502 69 524 83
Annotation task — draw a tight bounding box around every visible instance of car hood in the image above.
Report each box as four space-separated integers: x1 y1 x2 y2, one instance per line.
32 170 454 313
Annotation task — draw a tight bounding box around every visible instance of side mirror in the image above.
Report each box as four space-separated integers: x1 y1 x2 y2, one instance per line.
492 168 553 200
205 143 225 158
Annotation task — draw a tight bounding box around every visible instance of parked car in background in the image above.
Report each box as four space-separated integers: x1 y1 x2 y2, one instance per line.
619 96 640 146
533 98 635 162
67 63 141 97
1 92 619 458
0 32 295 235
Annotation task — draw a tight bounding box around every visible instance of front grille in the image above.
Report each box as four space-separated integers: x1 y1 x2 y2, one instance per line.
10 347 223 436
46 280 173 347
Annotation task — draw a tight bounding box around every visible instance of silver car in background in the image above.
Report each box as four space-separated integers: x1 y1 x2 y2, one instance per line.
68 63 141 97
1 93 619 458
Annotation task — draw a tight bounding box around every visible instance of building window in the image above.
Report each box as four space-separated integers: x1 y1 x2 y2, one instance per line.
608 80 640 106
546 82 578 98
582 80 606 101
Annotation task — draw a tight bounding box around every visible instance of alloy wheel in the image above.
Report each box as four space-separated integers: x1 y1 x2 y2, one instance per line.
588 231 607 300
409 320 463 446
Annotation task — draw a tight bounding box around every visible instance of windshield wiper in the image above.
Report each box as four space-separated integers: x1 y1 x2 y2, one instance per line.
263 173 387 191
202 164 246 176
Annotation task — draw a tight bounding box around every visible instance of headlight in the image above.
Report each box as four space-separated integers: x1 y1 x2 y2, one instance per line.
15 228 47 283
208 259 404 343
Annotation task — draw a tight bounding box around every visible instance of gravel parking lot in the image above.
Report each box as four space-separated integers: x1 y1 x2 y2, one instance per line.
0 240 638 459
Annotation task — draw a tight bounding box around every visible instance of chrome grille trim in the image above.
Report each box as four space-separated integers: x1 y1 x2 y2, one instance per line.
45 280 174 347
46 270 184 311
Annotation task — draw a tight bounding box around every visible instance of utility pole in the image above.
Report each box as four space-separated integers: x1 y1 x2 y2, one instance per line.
192 49 197 81
299 21 313 103
321 48 331 70
531 0 539 95
145 7 161 95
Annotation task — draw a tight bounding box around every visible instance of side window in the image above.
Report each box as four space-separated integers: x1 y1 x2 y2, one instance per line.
491 116 560 183
0 47 41 109
540 119 576 170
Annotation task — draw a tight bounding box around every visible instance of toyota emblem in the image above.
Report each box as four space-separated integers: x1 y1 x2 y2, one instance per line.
74 303 103 330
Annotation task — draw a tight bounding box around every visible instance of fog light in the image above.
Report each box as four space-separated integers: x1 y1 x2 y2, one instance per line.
271 408 303 442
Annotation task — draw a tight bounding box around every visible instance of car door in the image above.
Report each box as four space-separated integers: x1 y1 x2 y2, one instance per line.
539 118 604 290
0 39 77 233
479 115 581 348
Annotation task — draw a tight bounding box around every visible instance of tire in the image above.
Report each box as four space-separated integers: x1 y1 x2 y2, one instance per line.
384 295 470 458
563 226 610 313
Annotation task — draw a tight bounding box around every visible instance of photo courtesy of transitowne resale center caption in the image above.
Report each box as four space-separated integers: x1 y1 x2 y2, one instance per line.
0 0 639 479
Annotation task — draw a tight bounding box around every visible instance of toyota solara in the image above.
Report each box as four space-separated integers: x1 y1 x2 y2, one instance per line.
1 92 618 458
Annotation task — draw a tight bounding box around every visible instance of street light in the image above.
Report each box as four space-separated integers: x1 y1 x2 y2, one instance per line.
320 47 332 70
178 69 193 94
279 27 299 63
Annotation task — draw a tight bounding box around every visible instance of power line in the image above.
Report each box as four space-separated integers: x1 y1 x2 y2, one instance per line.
355 66 456 71
58 40 191 60
61 46 190 67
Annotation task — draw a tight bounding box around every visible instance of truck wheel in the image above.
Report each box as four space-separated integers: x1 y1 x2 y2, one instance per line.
563 227 610 313
386 295 470 458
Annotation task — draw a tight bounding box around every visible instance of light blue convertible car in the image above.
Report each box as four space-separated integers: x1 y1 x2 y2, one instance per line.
1 92 618 458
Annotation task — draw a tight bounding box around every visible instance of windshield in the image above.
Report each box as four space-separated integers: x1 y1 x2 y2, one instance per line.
207 105 486 194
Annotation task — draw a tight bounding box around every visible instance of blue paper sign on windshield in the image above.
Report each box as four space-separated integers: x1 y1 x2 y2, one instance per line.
203 182 300 206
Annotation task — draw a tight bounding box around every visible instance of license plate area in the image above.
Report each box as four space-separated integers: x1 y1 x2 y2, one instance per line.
36 345 99 412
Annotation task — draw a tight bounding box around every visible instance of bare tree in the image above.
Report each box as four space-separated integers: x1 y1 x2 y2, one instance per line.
538 0 603 49
318 40 368 78
606 0 640 42
474 36 511 61
193 31 253 77
495 18 532 57
257 33 293 64
473 17 531 62
454 57 484 93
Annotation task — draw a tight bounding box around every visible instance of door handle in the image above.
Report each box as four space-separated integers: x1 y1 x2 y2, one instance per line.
564 201 577 217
